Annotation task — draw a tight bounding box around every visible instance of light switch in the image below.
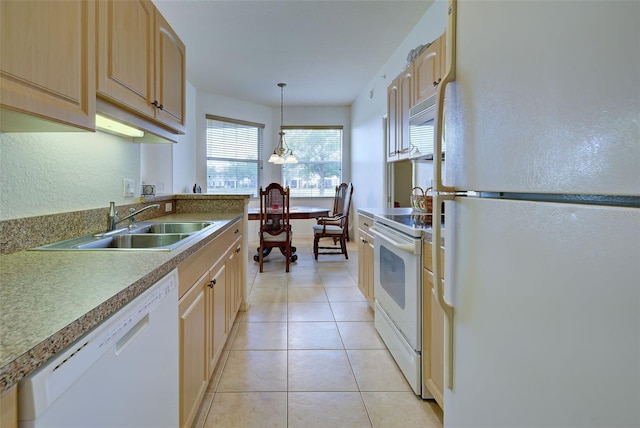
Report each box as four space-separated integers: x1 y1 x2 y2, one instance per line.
123 178 135 198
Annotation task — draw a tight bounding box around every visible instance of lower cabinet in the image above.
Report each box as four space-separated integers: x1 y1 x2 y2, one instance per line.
179 271 209 428
0 385 18 428
423 239 445 409
357 213 375 307
178 221 243 428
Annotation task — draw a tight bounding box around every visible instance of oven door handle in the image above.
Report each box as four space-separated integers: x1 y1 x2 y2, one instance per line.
369 227 416 254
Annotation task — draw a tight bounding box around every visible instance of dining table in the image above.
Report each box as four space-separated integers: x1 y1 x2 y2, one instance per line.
247 205 330 221
248 206 330 264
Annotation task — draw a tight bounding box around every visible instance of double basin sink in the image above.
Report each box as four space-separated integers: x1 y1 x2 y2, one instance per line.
33 222 215 251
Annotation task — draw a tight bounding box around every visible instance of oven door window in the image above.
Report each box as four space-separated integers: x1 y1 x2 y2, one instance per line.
379 246 406 309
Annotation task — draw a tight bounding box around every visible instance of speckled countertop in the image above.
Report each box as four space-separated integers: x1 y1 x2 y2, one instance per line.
0 212 242 394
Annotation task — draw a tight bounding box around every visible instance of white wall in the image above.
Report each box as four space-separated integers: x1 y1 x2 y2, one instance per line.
350 0 447 212
0 131 140 221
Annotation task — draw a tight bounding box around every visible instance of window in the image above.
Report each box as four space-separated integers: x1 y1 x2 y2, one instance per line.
206 115 264 197
281 126 343 197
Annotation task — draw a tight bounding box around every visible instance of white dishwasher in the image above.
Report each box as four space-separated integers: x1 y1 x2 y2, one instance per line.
18 269 179 428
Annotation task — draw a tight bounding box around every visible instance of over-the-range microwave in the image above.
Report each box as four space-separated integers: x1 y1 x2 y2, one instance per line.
409 93 445 160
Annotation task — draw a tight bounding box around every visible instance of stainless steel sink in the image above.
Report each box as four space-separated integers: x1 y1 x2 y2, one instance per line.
76 233 192 249
134 222 213 234
33 221 216 251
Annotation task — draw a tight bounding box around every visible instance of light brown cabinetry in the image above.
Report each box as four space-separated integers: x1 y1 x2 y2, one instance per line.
386 68 413 162
0 0 95 131
208 261 227 378
423 238 445 409
357 214 375 307
226 237 243 331
97 0 185 133
386 78 399 161
178 270 209 428
386 32 446 162
178 221 244 428
0 385 18 428
414 36 443 107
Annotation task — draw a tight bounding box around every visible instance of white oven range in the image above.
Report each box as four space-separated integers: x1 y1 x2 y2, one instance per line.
369 213 429 397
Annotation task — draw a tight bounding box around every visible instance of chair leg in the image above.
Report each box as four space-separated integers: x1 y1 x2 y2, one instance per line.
341 235 348 259
313 234 319 260
285 241 290 272
259 242 264 273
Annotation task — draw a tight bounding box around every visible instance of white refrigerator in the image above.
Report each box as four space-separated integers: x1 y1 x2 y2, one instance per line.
432 1 640 426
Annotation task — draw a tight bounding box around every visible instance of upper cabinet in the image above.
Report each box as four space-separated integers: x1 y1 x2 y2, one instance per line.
0 0 95 131
97 0 185 134
1 0 185 137
387 32 446 163
387 67 414 162
414 37 441 107
154 10 186 131
397 67 414 161
386 77 399 162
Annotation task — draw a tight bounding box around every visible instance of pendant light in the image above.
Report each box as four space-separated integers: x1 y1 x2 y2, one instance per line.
268 83 298 164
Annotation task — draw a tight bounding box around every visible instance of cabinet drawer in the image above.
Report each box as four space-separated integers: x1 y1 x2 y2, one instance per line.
423 240 444 276
358 214 374 233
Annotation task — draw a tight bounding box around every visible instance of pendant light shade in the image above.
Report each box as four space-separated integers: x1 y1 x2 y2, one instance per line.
268 83 298 164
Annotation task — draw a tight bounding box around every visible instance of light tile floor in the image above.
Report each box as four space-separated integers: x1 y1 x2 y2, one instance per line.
193 238 443 428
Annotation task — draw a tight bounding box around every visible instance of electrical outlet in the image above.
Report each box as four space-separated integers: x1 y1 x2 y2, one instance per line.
123 178 135 198
165 202 172 212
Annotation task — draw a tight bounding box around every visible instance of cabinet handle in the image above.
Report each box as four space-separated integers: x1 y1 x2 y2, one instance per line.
364 222 369 227
151 100 164 110
236 246 241 253
234 229 239 234
209 278 216 288
432 78 442 87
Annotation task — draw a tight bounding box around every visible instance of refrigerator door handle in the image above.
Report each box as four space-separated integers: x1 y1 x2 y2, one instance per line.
432 192 455 389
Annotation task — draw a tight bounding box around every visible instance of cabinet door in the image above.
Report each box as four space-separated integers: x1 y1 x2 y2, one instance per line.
365 236 375 307
179 273 208 428
96 0 155 119
357 231 367 299
154 9 186 132
397 67 414 160
424 270 445 408
386 78 399 161
233 241 243 314
438 32 447 84
226 238 243 330
211 262 227 377
0 0 95 130
357 229 375 308
414 38 440 106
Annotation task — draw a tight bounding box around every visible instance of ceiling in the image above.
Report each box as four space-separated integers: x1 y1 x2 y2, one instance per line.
152 1 433 107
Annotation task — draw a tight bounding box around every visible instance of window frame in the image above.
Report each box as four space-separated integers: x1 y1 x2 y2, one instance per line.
280 125 343 198
205 114 264 197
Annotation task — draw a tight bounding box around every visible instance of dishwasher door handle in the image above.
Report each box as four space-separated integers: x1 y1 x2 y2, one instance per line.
116 314 149 355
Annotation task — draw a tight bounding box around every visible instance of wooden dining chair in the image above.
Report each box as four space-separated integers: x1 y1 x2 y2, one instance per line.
317 183 351 241
255 183 297 272
313 183 353 259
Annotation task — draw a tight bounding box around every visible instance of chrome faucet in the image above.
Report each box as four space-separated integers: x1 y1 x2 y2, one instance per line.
107 202 160 231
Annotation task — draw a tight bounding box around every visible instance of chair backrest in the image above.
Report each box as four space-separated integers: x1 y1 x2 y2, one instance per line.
341 183 354 228
259 183 290 236
332 183 349 216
